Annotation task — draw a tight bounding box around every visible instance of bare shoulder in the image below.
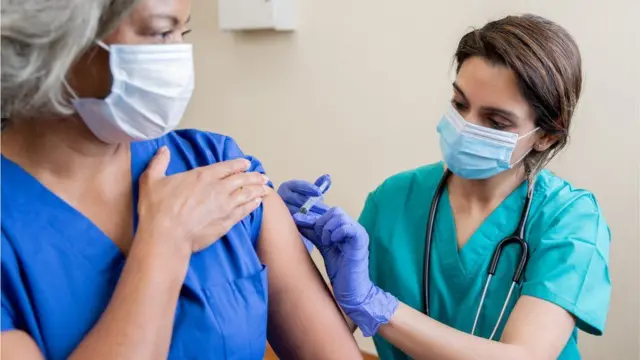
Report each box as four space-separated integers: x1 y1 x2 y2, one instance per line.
257 188 308 262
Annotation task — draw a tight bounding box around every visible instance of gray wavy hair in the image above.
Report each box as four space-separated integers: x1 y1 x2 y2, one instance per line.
1 0 140 119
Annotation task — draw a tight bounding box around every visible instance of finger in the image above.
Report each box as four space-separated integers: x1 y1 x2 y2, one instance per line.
286 203 300 215
279 189 330 212
330 223 357 243
314 207 341 231
300 228 316 243
279 189 316 207
309 201 330 214
313 174 332 194
223 172 269 193
293 212 321 228
331 223 369 254
317 208 345 248
279 180 324 198
204 158 252 179
230 184 269 207
142 146 171 180
287 203 328 218
228 197 263 224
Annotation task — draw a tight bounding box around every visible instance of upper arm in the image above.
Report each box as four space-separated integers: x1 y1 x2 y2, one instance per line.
520 194 611 335
256 192 362 360
215 133 359 357
502 193 611 359
1 331 44 360
500 296 575 359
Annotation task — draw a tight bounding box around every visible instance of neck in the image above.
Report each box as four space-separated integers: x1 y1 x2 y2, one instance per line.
2 115 125 179
448 166 527 207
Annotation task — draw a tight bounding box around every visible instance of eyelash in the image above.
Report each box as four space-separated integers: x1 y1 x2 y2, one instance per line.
488 118 507 130
452 99 467 111
451 99 508 130
154 29 191 41
159 30 174 39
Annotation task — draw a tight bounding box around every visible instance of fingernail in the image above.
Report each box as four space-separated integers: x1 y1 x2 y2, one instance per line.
159 146 168 154
243 159 252 168
256 197 263 204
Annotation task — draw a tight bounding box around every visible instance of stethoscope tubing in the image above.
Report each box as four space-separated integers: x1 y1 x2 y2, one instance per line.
422 169 533 338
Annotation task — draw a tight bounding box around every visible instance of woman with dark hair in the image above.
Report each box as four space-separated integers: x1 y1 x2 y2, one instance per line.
279 14 611 359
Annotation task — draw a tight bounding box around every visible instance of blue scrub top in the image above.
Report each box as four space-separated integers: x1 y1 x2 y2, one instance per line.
1 130 270 359
362 162 611 360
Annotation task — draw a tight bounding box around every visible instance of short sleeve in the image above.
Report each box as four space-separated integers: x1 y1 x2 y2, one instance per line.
2 301 16 331
221 136 271 186
164 130 272 247
168 130 270 185
521 194 611 335
221 136 272 245
358 192 379 236
2 235 17 332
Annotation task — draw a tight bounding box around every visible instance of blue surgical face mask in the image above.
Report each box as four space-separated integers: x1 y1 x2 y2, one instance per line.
437 104 538 180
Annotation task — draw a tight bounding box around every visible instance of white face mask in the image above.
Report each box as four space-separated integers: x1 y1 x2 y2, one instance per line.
72 41 195 143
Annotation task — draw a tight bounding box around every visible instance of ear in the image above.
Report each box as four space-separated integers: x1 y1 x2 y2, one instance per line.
67 45 111 100
533 132 560 152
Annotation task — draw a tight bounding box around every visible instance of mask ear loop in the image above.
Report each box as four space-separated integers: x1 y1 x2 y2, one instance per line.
509 148 532 167
95 40 110 51
63 80 79 101
66 40 113 104
62 41 108 102
509 128 540 167
517 127 540 140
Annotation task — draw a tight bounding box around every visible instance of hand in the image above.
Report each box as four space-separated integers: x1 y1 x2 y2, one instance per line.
277 175 331 252
299 207 398 337
137 146 270 253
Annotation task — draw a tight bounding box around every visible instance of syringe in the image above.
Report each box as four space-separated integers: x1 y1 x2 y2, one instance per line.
298 179 331 214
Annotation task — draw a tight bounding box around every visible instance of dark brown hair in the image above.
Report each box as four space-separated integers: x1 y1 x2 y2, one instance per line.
455 14 582 178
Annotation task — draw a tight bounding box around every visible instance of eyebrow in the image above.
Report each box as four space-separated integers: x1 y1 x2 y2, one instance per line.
452 82 519 121
149 14 191 25
452 82 468 102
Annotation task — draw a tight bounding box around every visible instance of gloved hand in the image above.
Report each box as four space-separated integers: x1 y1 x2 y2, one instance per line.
277 175 331 252
298 207 399 337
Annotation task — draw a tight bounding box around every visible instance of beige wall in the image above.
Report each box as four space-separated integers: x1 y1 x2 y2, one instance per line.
183 0 640 358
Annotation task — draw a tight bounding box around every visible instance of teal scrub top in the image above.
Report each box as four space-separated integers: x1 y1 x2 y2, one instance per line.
361 162 611 360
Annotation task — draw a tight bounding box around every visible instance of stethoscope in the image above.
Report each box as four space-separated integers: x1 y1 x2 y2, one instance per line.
422 169 533 340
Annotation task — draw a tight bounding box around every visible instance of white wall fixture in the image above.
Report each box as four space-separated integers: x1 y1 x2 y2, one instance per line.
218 0 296 31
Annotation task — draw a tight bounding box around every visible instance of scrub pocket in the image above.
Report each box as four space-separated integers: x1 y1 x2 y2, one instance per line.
204 265 269 360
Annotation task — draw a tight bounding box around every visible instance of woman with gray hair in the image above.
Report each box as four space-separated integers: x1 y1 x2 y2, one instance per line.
0 0 362 359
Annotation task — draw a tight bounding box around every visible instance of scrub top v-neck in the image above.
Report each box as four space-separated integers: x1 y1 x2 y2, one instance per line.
362 162 611 360
1 130 270 360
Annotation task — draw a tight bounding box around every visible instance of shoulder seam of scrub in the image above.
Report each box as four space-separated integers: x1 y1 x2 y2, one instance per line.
536 192 600 240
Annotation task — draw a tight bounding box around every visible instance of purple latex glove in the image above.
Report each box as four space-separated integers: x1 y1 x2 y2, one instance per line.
277 175 331 252
295 207 399 337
